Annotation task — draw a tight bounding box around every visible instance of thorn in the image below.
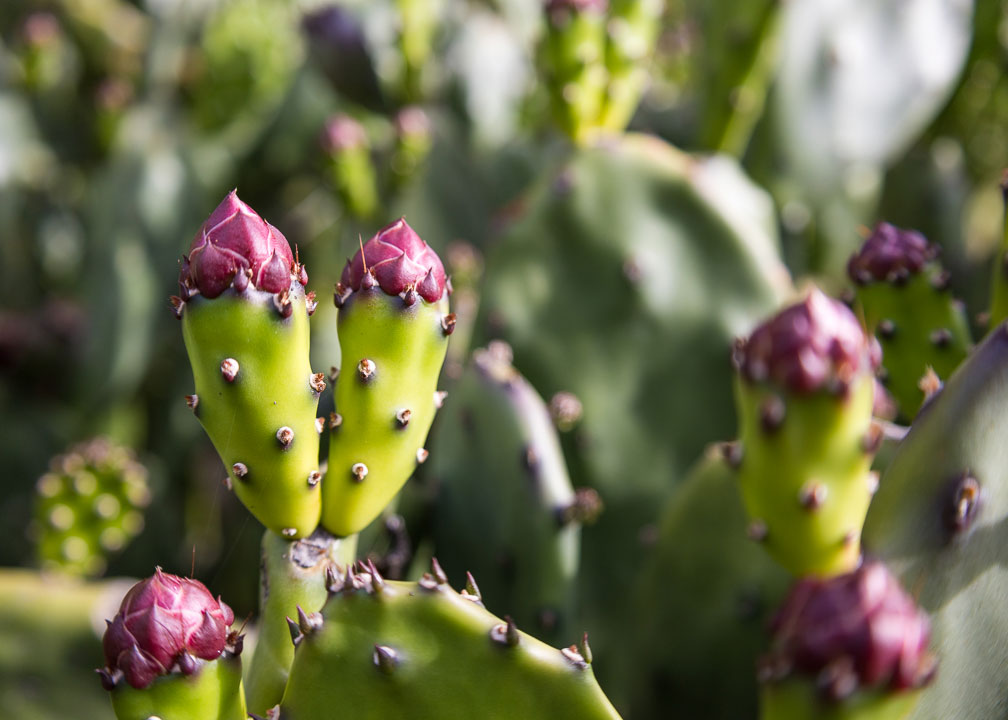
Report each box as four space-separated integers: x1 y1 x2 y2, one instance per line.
747 520 768 542
169 296 184 319
929 328 952 349
334 283 349 308
315 417 326 434
276 426 294 449
561 645 588 669
307 471 321 488
325 564 344 593
430 557 448 585
351 462 368 483
877 319 896 340
234 267 250 292
310 373 327 394
418 572 439 591
945 472 981 537
461 571 482 602
358 358 376 381
361 270 376 291
580 633 593 664
367 559 385 594
297 606 323 635
232 462 248 479
287 617 303 647
96 667 120 691
416 448 429 464
373 645 398 675
798 482 827 511
719 441 743 469
176 651 197 675
306 290 318 316
434 390 448 409
441 313 457 336
395 408 412 428
329 412 343 430
329 366 340 384
918 367 942 400
402 286 418 307
185 394 199 412
758 396 785 433
273 290 293 318
281 528 297 538
220 358 239 382
490 617 520 647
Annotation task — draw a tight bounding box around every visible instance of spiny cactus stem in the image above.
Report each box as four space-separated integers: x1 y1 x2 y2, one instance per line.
462 572 482 602
395 408 412 427
297 606 324 635
350 463 368 483
430 557 449 585
358 358 376 381
220 358 239 382
490 617 520 647
276 427 294 449
287 617 303 647
307 471 321 487
561 644 589 669
309 373 327 394
232 462 248 479
798 482 827 511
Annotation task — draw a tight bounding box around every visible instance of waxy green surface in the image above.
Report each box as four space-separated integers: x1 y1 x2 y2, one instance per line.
110 654 246 720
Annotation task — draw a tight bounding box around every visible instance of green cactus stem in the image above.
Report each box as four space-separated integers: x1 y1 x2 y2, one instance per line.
429 342 600 645
733 289 879 577
279 560 622 720
176 191 323 539
109 656 246 720
847 222 971 418
322 218 451 537
598 0 663 133
988 176 1008 328
245 528 358 716
321 114 379 221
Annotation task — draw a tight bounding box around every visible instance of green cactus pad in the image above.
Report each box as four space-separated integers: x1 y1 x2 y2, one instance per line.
429 342 594 645
863 322 1008 720
761 680 920 720
32 437 150 577
987 181 1008 329
109 652 246 720
599 0 663 133
322 286 449 536
735 372 876 577
280 567 622 720
181 284 322 539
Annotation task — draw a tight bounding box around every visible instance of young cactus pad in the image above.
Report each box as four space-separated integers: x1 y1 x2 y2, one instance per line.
862 322 1008 720
733 289 879 577
176 191 322 539
98 569 246 720
323 218 451 536
847 222 971 418
279 561 622 720
759 561 935 720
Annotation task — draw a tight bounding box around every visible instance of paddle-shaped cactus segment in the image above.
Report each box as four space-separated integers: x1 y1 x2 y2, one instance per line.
847 223 971 418
733 290 879 577
245 529 358 716
323 219 451 537
862 323 1008 720
598 0 663 133
759 562 935 720
279 563 623 720
429 342 599 645
988 178 1008 328
176 191 322 539
98 570 246 720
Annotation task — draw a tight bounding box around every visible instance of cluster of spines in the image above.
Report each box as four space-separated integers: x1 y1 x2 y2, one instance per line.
31 437 150 576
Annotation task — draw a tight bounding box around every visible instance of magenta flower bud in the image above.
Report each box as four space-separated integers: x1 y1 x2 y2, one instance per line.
180 191 298 299
762 560 936 701
847 223 938 286
545 0 607 24
734 289 877 394
341 218 448 303
320 114 368 154
100 568 236 690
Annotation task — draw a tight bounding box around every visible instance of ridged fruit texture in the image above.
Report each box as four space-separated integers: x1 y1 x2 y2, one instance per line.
429 342 598 645
323 218 451 536
32 437 150 577
177 191 323 539
863 322 1008 720
279 562 622 720
733 289 879 577
847 222 971 418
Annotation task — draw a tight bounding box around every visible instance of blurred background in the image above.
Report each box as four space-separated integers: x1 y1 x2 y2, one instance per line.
0 0 1004 717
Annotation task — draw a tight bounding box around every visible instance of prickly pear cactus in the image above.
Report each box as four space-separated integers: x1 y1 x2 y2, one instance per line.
321 114 379 222
988 181 1008 329
733 289 880 577
279 561 622 720
31 437 150 576
322 218 451 537
863 322 1008 720
429 342 601 645
847 222 971 418
176 191 323 539
629 446 790 720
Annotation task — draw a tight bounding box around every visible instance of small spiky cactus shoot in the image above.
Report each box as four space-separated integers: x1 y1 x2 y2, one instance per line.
175 191 323 539
32 437 149 576
847 223 971 418
733 289 879 577
323 218 451 537
98 569 246 720
759 561 935 720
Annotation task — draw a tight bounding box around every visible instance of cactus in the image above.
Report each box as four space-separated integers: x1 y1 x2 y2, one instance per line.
862 321 1008 720
629 446 790 719
31 437 150 577
759 561 935 720
732 289 879 577
428 342 601 645
847 222 971 418
320 114 379 221
245 529 358 716
176 191 323 539
98 569 246 720
988 178 1008 328
322 218 451 537
598 0 663 133
279 560 622 720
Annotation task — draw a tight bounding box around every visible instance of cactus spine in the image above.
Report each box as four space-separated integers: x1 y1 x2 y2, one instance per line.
177 191 322 539
322 218 451 537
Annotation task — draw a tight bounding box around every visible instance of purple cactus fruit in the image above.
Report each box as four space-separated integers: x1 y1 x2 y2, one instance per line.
179 191 302 299
99 568 236 690
762 560 936 702
847 223 939 286
339 218 448 303
734 289 877 395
